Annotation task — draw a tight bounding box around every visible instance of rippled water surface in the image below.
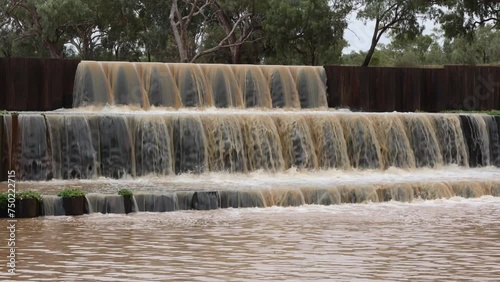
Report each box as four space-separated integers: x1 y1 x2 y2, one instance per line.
1 197 500 281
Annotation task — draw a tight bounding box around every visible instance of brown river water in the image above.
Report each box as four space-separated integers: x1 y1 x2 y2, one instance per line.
1 196 499 281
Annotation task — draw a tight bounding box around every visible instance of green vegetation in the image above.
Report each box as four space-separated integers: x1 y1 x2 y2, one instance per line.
17 191 43 202
355 0 430 66
0 191 42 211
262 0 351 65
442 110 500 116
57 189 85 198
0 193 7 210
343 25 500 66
0 110 7 115
118 189 133 197
1 0 499 66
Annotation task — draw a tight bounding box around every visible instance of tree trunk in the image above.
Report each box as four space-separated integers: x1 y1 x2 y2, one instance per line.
362 42 377 67
115 45 120 60
232 46 242 64
45 41 61 59
170 0 189 63
213 2 240 64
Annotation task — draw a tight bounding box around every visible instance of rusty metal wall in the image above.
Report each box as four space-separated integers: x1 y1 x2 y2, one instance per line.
324 65 500 112
1 58 499 112
0 57 80 111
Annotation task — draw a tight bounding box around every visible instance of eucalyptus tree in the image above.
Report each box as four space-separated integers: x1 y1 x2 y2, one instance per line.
169 0 260 63
138 0 176 62
357 0 431 66
209 0 265 64
263 0 352 65
5 0 79 58
437 0 500 38
0 0 17 56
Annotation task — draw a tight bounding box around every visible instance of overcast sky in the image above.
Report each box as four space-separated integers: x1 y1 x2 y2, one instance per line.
343 12 439 54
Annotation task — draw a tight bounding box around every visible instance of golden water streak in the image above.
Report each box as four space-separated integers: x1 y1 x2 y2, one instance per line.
73 62 327 109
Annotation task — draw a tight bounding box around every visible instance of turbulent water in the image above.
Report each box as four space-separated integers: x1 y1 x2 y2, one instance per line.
72 62 327 109
2 110 500 181
1 61 500 280
0 166 497 215
1 197 499 281
2 61 499 183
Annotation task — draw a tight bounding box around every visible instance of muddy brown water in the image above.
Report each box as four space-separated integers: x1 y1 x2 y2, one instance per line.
1 197 499 281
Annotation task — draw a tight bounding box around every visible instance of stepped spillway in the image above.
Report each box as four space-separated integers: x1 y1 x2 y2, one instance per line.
1 61 499 214
2 110 499 181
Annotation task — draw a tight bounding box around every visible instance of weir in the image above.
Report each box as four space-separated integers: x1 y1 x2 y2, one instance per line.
3 111 499 179
1 61 500 215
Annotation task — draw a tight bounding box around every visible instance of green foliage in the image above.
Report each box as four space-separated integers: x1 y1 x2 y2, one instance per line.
0 193 7 210
139 0 177 62
0 192 42 210
356 0 432 66
363 25 500 66
442 110 500 116
341 49 390 66
17 191 43 202
57 189 85 198
446 26 500 64
438 0 500 39
2 0 499 65
263 0 351 65
0 110 7 115
118 189 133 197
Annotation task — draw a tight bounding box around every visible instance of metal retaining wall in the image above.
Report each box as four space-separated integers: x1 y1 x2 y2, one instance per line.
1 57 499 112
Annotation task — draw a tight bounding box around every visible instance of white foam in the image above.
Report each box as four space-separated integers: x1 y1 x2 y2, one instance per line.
18 166 500 191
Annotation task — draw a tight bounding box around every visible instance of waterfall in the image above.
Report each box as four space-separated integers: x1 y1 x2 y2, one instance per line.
72 62 327 109
1 61 499 210
4 112 500 181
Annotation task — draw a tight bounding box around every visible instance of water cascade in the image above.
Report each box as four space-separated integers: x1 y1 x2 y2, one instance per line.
72 62 327 109
1 61 500 213
6 111 500 180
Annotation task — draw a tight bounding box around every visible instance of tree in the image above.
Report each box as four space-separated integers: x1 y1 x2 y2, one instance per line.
357 0 430 66
63 0 103 60
437 0 500 39
341 49 390 66
0 0 17 56
210 0 264 64
341 24 500 67
99 1 144 61
263 0 352 65
6 0 74 58
138 0 177 62
381 33 438 65
446 25 500 64
169 0 258 63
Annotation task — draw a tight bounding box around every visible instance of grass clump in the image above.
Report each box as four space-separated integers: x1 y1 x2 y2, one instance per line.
118 189 133 197
57 188 85 198
0 191 42 211
0 193 8 210
442 110 500 115
17 191 43 202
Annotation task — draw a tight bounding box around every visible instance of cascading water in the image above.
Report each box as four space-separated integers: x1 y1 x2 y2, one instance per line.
72 62 327 109
8 111 499 179
1 61 500 214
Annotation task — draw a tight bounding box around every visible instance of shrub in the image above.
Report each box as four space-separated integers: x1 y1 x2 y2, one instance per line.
0 193 7 210
17 191 43 202
57 189 85 198
118 189 133 197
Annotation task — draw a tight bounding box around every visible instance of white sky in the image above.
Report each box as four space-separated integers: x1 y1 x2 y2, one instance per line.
343 12 439 54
